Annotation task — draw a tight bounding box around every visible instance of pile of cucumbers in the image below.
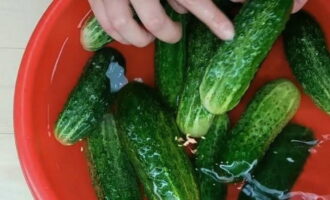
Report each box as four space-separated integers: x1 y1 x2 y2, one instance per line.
54 0 329 199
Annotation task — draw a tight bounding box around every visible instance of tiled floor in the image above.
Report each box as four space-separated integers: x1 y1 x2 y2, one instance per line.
0 0 51 199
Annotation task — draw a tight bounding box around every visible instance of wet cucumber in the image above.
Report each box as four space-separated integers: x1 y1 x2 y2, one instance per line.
195 114 230 200
176 16 220 137
176 0 233 137
283 11 330 115
200 0 293 115
81 17 113 51
218 79 300 182
55 48 125 145
115 82 199 200
155 4 188 110
239 124 315 200
87 114 141 200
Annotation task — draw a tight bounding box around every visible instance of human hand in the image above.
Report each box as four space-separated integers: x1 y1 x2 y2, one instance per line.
88 0 308 47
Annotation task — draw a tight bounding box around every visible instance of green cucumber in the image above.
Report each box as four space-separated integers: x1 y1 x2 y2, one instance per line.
55 47 125 145
155 4 188 110
218 79 300 182
176 0 234 136
87 114 141 200
239 124 315 200
195 114 229 200
199 0 293 115
81 17 113 51
176 16 220 137
115 82 200 200
283 11 330 115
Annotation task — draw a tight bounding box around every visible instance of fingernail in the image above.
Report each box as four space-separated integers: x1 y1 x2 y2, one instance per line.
220 22 235 40
213 16 235 40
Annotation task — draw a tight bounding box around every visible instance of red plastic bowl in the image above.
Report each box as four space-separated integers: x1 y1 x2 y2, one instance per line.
15 0 330 199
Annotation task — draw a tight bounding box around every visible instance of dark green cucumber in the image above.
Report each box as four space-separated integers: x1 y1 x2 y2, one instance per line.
55 48 125 145
155 4 188 110
176 0 234 136
239 124 315 200
200 0 293 115
195 114 229 200
81 17 113 51
283 11 330 115
115 82 199 200
87 114 141 200
218 79 300 182
176 16 220 137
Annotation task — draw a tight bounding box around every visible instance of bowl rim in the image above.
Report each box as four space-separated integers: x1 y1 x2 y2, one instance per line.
14 0 71 199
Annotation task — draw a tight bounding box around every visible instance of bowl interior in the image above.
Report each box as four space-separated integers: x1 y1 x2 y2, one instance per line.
15 0 330 199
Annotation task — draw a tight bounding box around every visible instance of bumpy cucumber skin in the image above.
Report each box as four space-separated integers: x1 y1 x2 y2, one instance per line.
155 4 188 110
81 17 113 51
195 114 229 200
176 16 221 137
87 114 141 200
219 79 300 182
239 124 315 200
176 0 235 137
284 12 330 115
200 0 293 114
115 82 200 200
55 48 125 145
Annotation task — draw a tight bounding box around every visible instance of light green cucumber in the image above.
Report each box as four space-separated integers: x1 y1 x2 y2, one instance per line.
218 79 300 182
199 0 293 114
81 17 113 51
176 0 234 136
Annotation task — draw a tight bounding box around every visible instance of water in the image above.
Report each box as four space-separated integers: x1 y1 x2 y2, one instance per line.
50 37 69 83
197 137 330 200
105 62 128 93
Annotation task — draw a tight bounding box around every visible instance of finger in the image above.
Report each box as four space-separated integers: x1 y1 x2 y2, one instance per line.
88 0 130 44
130 0 182 43
168 0 188 14
176 0 234 40
104 0 154 47
292 0 308 13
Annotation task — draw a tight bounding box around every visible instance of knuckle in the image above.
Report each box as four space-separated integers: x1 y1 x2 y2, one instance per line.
102 24 115 35
111 18 129 30
144 17 165 32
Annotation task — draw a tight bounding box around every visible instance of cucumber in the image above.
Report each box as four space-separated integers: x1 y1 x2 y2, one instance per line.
176 17 219 137
195 114 229 200
199 0 293 115
115 82 200 200
81 17 113 51
87 114 141 200
218 79 300 182
176 0 234 137
55 47 125 145
283 11 330 115
155 4 188 110
239 124 315 200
